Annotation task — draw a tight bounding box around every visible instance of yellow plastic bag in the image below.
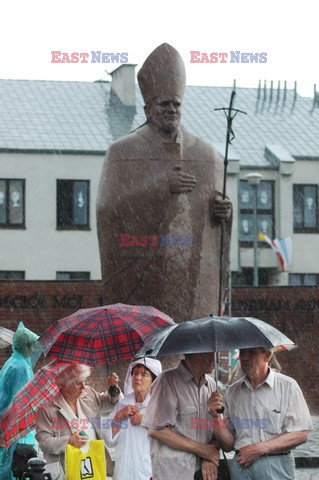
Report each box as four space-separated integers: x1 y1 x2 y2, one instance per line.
65 440 106 480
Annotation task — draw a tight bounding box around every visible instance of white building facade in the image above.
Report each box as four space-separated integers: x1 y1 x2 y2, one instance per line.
1 73 318 285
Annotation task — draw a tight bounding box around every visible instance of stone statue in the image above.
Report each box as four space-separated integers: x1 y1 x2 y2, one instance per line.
97 43 232 322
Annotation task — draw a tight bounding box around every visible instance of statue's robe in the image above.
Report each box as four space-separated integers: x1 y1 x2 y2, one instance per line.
96 123 232 322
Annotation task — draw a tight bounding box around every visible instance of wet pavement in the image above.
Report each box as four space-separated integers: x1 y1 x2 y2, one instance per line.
294 416 319 479
296 469 319 479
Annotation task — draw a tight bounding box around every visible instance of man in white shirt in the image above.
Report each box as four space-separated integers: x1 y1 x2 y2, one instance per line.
142 353 220 480
209 347 312 480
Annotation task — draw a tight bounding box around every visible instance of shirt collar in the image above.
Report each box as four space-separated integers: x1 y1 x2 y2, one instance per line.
264 367 275 388
241 367 274 391
178 360 209 386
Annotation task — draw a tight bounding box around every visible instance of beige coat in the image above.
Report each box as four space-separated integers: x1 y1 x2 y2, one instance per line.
36 386 119 478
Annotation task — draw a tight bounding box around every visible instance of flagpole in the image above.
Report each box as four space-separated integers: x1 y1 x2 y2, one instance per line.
246 172 263 286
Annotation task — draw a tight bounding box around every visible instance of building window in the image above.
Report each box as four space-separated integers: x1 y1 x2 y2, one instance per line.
57 180 89 229
289 274 319 286
293 185 318 232
232 268 270 286
56 272 91 280
239 180 274 243
0 179 25 228
0 271 25 280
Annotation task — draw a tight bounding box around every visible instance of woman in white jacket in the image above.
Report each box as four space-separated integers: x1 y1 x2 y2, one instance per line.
103 358 162 480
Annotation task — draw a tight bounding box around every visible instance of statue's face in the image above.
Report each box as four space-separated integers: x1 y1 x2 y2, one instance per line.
147 95 181 133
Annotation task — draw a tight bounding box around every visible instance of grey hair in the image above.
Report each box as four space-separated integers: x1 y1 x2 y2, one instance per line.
260 347 274 354
55 363 91 388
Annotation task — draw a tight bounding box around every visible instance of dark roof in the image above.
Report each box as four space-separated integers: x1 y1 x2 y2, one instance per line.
0 79 318 168
182 85 319 168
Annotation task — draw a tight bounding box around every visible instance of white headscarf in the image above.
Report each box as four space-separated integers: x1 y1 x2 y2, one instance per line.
124 358 162 396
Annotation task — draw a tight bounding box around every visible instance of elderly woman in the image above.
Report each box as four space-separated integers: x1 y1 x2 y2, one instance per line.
36 363 122 480
103 358 162 480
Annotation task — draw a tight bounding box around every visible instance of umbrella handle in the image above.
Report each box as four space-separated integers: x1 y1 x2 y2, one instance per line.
214 352 225 414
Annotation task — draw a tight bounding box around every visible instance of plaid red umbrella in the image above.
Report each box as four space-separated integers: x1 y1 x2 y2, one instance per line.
0 360 70 448
38 303 175 366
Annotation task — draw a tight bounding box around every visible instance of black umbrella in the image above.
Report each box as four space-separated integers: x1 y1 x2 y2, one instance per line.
135 315 294 358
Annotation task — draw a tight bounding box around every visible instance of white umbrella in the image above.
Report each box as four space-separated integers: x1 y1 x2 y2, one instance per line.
0 326 14 349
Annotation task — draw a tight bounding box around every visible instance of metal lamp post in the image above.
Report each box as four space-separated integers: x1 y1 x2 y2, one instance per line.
246 172 263 286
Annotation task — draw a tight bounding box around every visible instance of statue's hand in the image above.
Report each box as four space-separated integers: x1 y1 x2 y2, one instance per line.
210 192 232 221
168 166 197 193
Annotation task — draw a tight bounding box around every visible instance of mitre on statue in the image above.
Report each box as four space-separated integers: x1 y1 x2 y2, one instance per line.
137 43 186 104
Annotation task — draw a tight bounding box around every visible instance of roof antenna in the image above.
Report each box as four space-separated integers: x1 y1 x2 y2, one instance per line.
263 80 267 102
269 80 273 105
276 80 281 104
293 81 297 103
257 80 261 101
290 81 297 112
312 83 318 112
283 80 287 105
256 80 261 114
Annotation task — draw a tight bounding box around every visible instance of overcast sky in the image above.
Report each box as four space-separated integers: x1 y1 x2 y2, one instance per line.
0 0 317 98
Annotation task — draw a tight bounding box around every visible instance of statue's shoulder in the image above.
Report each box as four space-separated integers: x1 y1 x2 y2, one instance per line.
106 123 150 159
180 126 221 161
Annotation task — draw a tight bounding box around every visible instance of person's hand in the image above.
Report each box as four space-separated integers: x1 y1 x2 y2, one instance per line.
236 443 265 467
68 430 89 448
199 443 220 465
130 412 143 426
168 166 197 193
107 372 119 388
208 391 224 418
107 372 121 397
210 192 232 220
115 404 139 420
201 459 218 480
